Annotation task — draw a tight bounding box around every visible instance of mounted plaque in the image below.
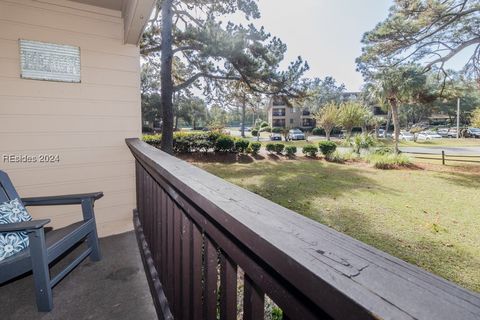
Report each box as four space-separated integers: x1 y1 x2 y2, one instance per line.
19 40 81 83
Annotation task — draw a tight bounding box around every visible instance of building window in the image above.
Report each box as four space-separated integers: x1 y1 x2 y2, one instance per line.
290 119 294 124
273 119 286 127
302 109 311 116
272 108 286 116
302 119 315 127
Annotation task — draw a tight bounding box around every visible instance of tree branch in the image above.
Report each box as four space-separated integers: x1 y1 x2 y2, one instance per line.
173 73 241 92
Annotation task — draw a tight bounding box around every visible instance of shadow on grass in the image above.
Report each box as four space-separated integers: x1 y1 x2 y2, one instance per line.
202 161 399 215
435 171 480 189
177 152 254 164
320 208 479 293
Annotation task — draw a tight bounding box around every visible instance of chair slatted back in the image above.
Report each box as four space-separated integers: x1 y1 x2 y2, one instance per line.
0 171 22 203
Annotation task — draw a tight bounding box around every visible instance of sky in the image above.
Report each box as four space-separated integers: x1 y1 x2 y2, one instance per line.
251 0 394 91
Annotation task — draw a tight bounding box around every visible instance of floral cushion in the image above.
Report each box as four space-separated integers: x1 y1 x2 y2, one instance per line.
0 198 32 261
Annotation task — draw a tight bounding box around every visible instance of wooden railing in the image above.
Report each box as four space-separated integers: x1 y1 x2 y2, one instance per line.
126 138 480 320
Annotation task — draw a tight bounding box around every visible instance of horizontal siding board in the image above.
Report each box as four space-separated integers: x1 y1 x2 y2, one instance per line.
0 131 140 151
0 78 140 102
0 21 139 57
0 1 123 40
0 115 139 133
0 57 140 87
0 98 139 117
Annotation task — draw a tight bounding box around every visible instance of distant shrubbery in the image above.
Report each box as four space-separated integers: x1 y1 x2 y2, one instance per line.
249 142 261 155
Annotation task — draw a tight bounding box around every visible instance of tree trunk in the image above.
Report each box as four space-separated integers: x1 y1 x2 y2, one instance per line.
160 0 174 154
390 99 400 154
385 109 392 138
174 116 178 131
241 94 246 138
326 129 331 141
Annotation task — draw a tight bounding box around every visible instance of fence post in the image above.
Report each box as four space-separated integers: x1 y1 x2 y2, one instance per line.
442 151 445 165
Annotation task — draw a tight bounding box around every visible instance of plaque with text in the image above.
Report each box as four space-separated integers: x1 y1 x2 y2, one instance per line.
19 40 81 83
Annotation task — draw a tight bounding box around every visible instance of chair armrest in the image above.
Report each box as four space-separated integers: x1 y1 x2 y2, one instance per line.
0 219 50 232
22 192 104 206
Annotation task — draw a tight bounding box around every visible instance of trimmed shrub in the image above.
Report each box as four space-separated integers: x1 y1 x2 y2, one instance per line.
142 134 162 147
262 126 272 133
366 153 411 169
249 142 261 155
214 136 235 152
274 143 285 154
285 146 297 157
318 141 337 159
234 139 250 154
302 144 318 157
265 143 276 154
271 127 282 133
349 134 376 154
251 129 259 137
312 127 324 136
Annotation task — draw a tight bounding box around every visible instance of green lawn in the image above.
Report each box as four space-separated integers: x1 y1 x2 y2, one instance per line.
194 159 480 293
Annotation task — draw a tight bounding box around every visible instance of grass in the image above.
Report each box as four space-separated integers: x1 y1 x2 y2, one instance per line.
384 138 480 147
193 159 480 293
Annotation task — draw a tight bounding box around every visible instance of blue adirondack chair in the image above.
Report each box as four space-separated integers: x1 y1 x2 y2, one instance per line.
0 171 102 312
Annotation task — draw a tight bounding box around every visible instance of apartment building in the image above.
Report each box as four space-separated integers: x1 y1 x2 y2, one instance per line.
266 96 315 129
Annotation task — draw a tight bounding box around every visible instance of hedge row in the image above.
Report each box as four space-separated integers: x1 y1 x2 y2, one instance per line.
143 133 262 155
143 133 337 159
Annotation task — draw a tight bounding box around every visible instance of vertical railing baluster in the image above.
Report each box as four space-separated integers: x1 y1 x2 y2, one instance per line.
243 274 265 320
181 213 192 320
173 206 182 318
220 252 237 320
204 237 218 319
161 190 168 285
192 225 204 319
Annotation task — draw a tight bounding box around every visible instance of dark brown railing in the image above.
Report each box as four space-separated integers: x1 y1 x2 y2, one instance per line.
126 138 480 320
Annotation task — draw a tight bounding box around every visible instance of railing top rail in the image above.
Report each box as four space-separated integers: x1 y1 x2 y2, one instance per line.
127 138 480 320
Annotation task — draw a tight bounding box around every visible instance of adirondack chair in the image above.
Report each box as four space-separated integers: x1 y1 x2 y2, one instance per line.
0 171 102 312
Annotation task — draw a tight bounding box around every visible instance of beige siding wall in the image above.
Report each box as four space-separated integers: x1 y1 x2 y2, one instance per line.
0 0 141 236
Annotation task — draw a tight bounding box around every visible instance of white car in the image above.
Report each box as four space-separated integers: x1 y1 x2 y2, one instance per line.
417 131 442 141
288 129 305 140
399 131 414 141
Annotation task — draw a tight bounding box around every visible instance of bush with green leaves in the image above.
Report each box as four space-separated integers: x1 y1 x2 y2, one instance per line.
284 146 297 157
271 127 282 133
302 144 318 157
142 134 162 147
214 136 235 152
251 129 259 137
318 141 337 159
366 153 411 169
262 126 272 133
259 121 269 128
311 127 324 136
274 143 285 154
348 134 376 154
249 142 261 155
374 147 395 155
234 139 250 154
265 143 276 154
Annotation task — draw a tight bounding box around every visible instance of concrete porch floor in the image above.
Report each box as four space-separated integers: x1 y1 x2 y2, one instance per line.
0 231 157 320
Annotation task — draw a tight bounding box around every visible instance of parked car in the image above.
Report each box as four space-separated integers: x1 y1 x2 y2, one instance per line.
399 131 414 141
437 128 449 138
417 131 442 141
244 127 252 132
447 128 458 138
465 128 480 138
288 129 305 140
270 133 282 141
375 128 392 139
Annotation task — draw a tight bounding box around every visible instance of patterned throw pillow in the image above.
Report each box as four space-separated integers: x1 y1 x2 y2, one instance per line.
0 198 32 261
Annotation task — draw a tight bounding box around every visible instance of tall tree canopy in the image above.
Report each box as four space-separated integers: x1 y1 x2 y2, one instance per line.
141 0 309 153
357 0 480 79
297 76 346 113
